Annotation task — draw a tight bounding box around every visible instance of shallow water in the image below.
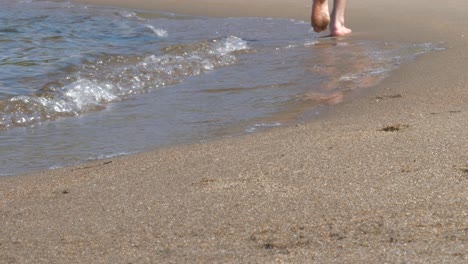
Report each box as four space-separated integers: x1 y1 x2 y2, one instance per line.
0 1 443 175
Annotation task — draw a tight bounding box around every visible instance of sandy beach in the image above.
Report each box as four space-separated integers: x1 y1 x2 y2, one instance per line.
1 0 467 263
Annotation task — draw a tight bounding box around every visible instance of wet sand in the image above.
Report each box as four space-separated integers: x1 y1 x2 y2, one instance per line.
1 0 467 263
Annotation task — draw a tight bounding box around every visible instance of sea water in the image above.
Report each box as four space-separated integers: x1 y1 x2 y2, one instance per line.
0 0 443 175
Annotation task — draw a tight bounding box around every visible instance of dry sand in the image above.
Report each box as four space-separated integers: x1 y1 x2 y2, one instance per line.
1 0 467 263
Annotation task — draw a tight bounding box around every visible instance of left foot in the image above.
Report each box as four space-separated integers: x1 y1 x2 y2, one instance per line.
311 0 330 33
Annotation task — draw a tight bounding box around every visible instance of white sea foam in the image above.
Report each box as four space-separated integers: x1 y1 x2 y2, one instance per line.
95 151 137 160
118 11 138 18
145 24 168 37
215 36 247 55
245 122 282 133
63 79 117 109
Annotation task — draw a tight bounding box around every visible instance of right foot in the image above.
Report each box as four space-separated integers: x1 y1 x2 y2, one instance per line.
329 4 352 36
330 24 352 36
311 0 330 33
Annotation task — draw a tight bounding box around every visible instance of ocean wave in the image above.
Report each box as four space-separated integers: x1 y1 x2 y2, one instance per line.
0 36 249 130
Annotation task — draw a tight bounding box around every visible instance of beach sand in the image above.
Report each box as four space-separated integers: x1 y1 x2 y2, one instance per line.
1 0 467 263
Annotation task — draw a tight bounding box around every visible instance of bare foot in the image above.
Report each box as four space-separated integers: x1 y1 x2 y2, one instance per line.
330 3 352 36
330 24 352 36
311 0 330 33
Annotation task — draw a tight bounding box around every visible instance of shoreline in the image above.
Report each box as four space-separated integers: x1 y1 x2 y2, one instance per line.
1 0 467 262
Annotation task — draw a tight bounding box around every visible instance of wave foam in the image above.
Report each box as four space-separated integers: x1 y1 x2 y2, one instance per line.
0 36 248 129
145 24 168 37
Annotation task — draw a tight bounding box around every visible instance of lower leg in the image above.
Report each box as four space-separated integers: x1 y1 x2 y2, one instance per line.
330 0 351 36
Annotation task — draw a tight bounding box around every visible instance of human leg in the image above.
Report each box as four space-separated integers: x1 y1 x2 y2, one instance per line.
330 0 351 36
311 0 330 33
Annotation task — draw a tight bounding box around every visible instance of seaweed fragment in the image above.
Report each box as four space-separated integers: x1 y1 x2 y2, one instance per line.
379 124 409 132
375 94 402 100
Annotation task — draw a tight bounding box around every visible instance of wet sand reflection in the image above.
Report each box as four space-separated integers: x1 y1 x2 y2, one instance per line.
263 38 386 126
